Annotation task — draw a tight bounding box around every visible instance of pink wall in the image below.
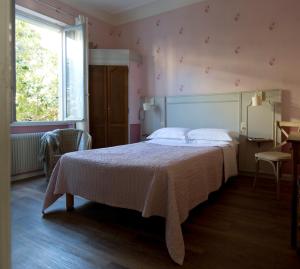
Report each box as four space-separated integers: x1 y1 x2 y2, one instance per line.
113 0 300 122
129 124 141 143
128 61 143 124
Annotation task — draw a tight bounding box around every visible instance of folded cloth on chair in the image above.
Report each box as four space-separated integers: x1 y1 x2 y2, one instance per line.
39 131 60 162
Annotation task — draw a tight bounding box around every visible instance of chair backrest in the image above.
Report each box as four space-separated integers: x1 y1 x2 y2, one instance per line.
274 121 300 149
56 129 83 154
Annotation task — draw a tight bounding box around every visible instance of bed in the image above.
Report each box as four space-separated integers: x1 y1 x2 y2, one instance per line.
43 131 238 265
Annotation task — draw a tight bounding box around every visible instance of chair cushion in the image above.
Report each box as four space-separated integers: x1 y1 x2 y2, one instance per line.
255 151 291 161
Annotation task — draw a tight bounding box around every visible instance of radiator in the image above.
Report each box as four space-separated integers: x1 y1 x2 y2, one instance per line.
11 132 44 176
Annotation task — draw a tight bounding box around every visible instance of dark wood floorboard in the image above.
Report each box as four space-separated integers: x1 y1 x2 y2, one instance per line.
12 176 300 269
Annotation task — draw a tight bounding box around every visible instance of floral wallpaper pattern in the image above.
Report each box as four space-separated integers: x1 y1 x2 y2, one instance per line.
111 0 300 121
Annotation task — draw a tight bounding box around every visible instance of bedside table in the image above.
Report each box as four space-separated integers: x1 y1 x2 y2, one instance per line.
247 137 273 147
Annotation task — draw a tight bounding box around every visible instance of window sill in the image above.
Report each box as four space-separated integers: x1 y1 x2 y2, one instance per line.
10 121 78 134
10 121 77 127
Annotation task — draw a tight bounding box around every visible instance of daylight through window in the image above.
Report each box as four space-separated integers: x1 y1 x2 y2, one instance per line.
15 15 62 122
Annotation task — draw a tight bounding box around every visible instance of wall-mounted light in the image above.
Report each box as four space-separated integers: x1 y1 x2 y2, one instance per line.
251 91 265 107
143 97 156 111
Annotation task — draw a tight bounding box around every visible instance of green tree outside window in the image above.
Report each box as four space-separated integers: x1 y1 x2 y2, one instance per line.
15 19 59 121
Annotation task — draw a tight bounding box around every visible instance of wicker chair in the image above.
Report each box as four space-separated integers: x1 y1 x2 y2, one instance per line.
40 128 92 180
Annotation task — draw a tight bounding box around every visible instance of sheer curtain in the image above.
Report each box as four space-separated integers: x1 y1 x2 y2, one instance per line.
71 15 89 132
63 15 88 122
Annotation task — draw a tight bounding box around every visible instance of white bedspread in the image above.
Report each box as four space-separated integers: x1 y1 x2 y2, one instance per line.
43 141 237 265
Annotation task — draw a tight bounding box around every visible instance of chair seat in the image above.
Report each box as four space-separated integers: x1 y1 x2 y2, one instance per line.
255 151 291 162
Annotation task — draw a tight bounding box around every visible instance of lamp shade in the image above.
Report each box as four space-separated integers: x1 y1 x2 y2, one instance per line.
143 103 153 111
251 93 263 106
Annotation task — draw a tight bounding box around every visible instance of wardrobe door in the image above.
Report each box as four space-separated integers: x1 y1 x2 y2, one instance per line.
89 65 107 148
107 66 128 146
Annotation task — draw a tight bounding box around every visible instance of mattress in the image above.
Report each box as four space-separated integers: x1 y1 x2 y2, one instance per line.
43 141 237 265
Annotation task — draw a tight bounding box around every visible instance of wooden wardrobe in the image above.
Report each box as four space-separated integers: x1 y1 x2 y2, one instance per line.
89 65 128 149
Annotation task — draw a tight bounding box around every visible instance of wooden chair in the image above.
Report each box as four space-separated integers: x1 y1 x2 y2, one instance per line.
253 121 300 199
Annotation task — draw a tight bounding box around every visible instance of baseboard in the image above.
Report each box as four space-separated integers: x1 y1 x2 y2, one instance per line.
11 170 44 181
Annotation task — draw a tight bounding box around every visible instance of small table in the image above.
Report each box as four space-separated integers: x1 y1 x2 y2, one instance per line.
247 137 273 147
287 132 300 252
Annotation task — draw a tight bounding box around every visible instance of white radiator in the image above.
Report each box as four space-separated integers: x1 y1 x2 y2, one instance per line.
11 132 44 178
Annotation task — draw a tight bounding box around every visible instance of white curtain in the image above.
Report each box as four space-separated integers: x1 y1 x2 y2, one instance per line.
75 15 86 25
73 15 89 132
63 15 89 127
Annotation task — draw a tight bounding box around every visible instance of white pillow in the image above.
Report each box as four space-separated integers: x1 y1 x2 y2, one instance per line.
147 127 190 140
187 128 235 142
146 138 189 146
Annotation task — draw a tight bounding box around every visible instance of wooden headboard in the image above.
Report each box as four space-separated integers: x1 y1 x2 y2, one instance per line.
166 93 241 133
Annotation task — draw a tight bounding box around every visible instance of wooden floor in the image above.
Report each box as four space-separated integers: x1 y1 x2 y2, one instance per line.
12 176 300 269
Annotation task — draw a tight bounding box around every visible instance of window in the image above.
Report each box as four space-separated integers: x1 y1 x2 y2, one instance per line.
14 8 85 123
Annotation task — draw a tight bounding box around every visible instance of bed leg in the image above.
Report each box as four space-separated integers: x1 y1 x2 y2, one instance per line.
66 193 74 212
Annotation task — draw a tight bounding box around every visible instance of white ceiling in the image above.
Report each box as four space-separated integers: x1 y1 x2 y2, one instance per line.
59 0 205 25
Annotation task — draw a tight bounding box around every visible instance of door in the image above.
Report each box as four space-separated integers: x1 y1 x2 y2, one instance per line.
89 65 128 148
107 66 128 147
89 65 107 148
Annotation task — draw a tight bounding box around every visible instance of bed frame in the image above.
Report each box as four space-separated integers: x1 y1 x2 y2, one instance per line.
66 193 74 211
